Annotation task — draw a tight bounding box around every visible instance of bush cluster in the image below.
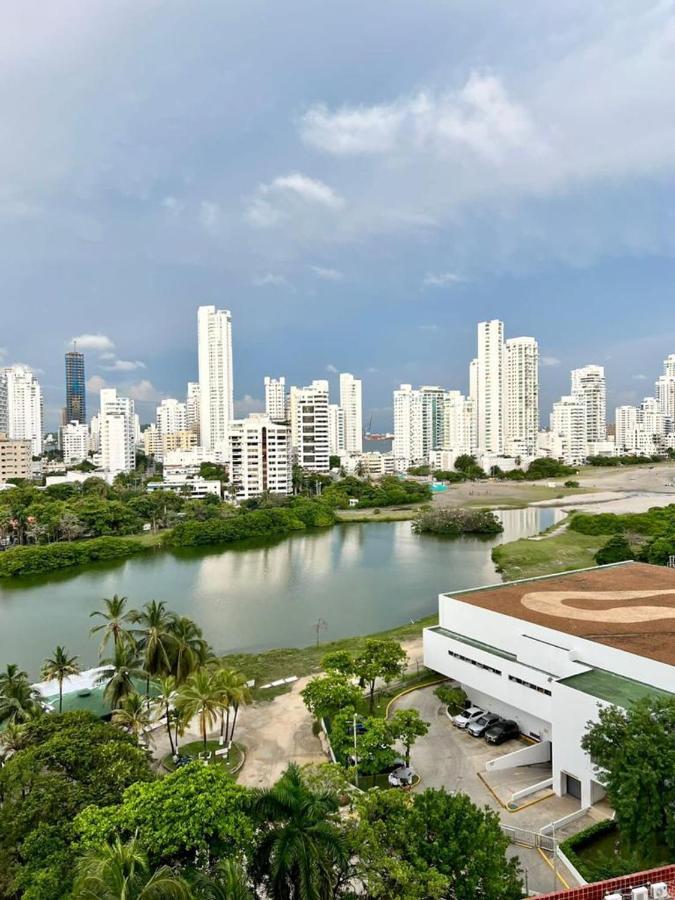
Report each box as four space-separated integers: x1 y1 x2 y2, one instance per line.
0 536 146 577
412 507 503 537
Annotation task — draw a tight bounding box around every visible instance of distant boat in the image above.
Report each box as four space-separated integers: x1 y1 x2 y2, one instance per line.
365 432 394 441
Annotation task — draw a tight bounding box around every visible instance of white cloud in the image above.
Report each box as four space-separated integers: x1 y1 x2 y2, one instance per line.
310 265 344 281
86 374 107 393
70 333 115 352
541 356 561 367
422 271 464 288
252 273 289 288
245 173 344 228
325 363 338 374
234 394 265 416
128 379 162 402
102 358 146 372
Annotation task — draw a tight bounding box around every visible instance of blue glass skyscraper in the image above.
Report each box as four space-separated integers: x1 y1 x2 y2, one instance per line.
65 349 86 423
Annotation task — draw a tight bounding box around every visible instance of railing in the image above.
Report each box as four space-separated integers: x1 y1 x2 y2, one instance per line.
501 824 556 852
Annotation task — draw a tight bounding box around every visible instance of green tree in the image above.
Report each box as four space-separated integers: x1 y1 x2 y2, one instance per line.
41 645 80 714
321 650 354 676
248 762 348 900
155 674 178 756
193 859 252 900
90 594 135 654
112 692 152 745
581 697 675 855
72 835 192 899
97 642 145 709
352 717 398 777
352 639 407 712
0 663 42 725
595 534 634 565
301 674 363 721
168 614 209 684
176 669 221 753
389 708 429 766
130 600 176 700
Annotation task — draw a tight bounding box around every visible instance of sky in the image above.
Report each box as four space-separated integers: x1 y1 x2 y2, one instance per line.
1 1 675 431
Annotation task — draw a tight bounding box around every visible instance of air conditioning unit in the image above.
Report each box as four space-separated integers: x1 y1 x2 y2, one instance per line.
632 888 649 900
604 893 622 900
651 884 669 900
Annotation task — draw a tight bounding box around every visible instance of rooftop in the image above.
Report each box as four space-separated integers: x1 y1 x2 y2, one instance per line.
559 667 673 706
444 562 675 667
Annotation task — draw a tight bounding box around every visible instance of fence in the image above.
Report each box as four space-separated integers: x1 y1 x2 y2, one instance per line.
501 824 557 853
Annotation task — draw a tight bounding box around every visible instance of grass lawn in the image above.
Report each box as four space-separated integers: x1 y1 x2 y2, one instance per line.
162 739 244 775
335 506 421 522
492 529 606 581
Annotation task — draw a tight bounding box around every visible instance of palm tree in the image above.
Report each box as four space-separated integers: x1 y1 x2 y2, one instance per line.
249 763 348 900
97 642 145 710
0 722 27 762
168 615 208 685
112 692 152 745
72 835 191 899
155 675 177 757
176 669 221 754
193 859 252 900
225 671 251 749
0 664 42 726
41 645 80 713
90 595 134 654
130 600 176 700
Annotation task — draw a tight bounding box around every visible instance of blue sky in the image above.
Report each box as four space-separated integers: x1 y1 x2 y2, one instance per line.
2 0 675 430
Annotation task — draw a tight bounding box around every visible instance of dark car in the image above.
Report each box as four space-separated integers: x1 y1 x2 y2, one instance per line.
345 720 367 736
466 713 501 738
484 719 520 745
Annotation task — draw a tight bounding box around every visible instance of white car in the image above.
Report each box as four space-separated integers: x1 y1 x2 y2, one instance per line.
452 706 484 729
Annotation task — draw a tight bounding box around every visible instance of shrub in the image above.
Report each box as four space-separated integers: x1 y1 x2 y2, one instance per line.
595 534 634 566
412 508 503 537
0 536 146 578
434 683 467 714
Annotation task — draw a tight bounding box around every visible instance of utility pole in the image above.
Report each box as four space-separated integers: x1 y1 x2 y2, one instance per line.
313 618 328 646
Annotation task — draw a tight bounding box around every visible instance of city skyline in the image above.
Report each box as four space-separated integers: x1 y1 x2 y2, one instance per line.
2 2 675 429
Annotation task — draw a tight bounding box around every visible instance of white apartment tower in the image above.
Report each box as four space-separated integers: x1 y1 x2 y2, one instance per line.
442 392 477 456
228 414 292 500
393 384 424 466
477 320 505 455
615 406 639 454
339 373 363 453
61 421 89 466
156 398 188 435
100 388 135 475
550 395 587 466
0 365 43 456
198 305 233 456
289 380 330 473
504 337 539 457
328 404 345 456
655 355 675 428
264 376 287 421
186 382 201 438
571 365 606 442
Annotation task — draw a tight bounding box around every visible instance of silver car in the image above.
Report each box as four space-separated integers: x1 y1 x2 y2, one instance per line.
452 705 484 729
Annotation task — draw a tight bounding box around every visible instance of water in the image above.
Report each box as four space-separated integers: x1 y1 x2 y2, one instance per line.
0 508 560 677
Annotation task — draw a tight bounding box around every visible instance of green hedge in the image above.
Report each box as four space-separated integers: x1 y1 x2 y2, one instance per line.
559 819 618 882
0 536 146 578
412 508 503 537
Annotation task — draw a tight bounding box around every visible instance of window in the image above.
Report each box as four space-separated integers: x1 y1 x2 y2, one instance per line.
508 675 551 696
447 649 501 676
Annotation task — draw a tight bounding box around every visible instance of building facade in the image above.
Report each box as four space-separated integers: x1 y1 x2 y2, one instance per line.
0 365 43 457
328 403 345 456
571 365 606 442
228 414 292 499
65 350 86 424
264 376 287 422
477 319 505 455
197 305 233 455
0 432 31 481
61 421 89 465
156 398 188 435
339 372 363 453
100 388 135 475
550 394 587 465
289 380 330 473
504 337 539 457
393 384 424 466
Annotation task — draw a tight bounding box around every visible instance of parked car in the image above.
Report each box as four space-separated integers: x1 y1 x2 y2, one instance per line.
452 705 484 729
345 720 367 736
484 719 520 745
388 765 415 787
467 713 501 738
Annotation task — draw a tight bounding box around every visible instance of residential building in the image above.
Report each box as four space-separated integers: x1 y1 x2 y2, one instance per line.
358 451 396 477
143 424 162 458
615 404 639 453
65 349 86 424
476 319 505 455
156 398 188 435
147 476 221 499
420 386 446 457
100 388 135 475
339 372 363 453
186 382 201 438
571 364 606 442
550 394 587 465
289 380 330 473
0 365 43 457
0 432 31 481
197 305 233 455
228 413 292 499
393 384 424 466
655 354 675 429
424 561 675 809
60 421 89 466
264 376 287 421
328 403 345 456
504 337 539 457
441 391 477 457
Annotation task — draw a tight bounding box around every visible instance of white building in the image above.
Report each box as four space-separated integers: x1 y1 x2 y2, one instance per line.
615 405 639 454
197 305 233 456
228 414 292 499
100 388 135 476
339 372 363 453
289 380 330 473
571 365 606 442
504 337 539 457
328 403 345 456
550 394 587 466
186 382 201 438
264 376 287 422
358 450 396 477
441 391 477 457
393 384 424 467
655 354 675 429
61 421 89 466
0 365 43 457
477 320 505 455
156 398 188 435
424 562 675 809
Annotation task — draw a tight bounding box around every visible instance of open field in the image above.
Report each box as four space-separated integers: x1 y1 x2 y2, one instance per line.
492 529 607 581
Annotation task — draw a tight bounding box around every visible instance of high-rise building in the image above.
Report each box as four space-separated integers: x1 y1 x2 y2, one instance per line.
65 349 86 424
197 305 233 455
504 337 539 457
156 398 188 435
0 433 31 482
550 394 587 466
0 365 43 457
228 414 292 499
289 380 330 473
328 403 345 456
441 391 477 455
339 373 363 453
61 421 89 465
264 376 287 421
571 365 606 442
655 355 675 429
420 386 446 457
393 384 424 466
100 388 135 475
615 405 639 453
476 320 505 455
186 382 201 438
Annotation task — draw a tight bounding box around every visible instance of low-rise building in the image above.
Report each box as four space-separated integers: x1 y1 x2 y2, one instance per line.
61 421 89 465
0 432 31 481
146 476 221 499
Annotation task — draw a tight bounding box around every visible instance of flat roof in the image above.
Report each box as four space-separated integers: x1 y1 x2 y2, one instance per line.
444 562 675 668
559 668 673 707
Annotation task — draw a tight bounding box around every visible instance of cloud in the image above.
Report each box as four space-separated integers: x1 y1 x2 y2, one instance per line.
325 364 338 374
310 265 344 281
234 394 265 416
128 379 162 402
70 333 115 352
86 374 108 393
252 273 290 288
422 271 464 288
102 359 146 372
245 173 344 228
633 373 648 381
541 356 561 367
